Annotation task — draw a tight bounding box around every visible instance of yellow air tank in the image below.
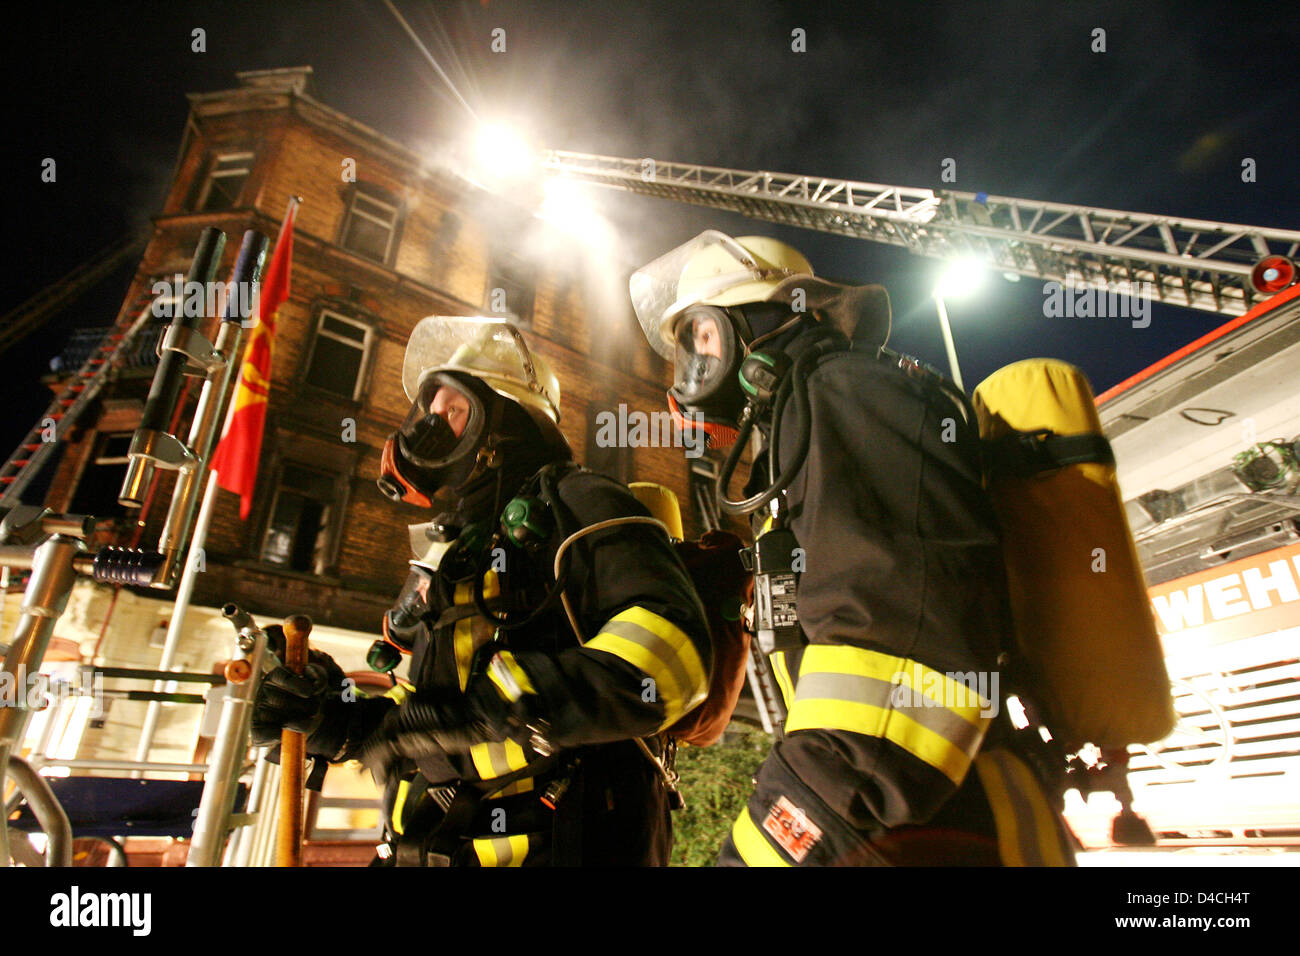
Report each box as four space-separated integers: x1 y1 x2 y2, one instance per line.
973 359 1175 750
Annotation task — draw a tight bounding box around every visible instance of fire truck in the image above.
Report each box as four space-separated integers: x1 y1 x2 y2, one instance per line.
1065 284 1300 848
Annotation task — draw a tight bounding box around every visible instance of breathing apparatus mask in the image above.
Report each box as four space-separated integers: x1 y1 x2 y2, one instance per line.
378 373 500 509
377 316 567 511
666 302 806 447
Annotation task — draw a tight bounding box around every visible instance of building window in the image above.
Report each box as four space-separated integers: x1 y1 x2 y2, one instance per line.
259 464 337 574
486 245 535 326
196 152 254 212
341 189 399 263
585 401 634 485
69 433 133 519
303 310 372 400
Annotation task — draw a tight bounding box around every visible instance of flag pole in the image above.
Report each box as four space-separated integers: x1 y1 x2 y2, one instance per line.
134 201 296 773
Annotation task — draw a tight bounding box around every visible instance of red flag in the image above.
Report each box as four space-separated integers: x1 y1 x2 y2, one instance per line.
210 201 297 520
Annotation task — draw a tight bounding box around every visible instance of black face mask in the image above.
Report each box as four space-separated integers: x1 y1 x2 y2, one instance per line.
378 373 493 508
667 303 803 444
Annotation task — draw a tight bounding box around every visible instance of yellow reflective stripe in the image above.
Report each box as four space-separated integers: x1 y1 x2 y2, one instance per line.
785 645 990 784
786 698 975 783
473 834 529 867
469 739 531 781
454 618 474 692
800 646 989 726
487 650 536 702
495 776 534 796
770 651 796 708
730 806 790 867
975 750 1070 867
454 571 500 604
383 681 412 704
586 607 707 726
392 779 410 836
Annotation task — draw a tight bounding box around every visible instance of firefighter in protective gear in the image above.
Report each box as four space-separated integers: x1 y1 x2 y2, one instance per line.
253 317 711 866
632 232 1076 866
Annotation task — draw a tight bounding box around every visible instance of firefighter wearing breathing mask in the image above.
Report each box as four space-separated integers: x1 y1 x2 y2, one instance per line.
632 232 1075 866
252 317 710 866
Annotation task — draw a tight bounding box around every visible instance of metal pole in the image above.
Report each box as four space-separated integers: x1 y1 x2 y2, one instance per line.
186 606 268 867
225 746 271 866
134 475 220 772
0 533 81 867
934 294 965 392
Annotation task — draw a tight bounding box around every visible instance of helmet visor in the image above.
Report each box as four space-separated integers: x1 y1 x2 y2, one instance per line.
631 230 792 360
402 316 559 421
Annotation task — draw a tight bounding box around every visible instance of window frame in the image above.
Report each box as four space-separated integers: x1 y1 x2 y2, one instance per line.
195 151 255 212
339 187 401 265
485 244 536 327
301 308 375 403
256 460 342 576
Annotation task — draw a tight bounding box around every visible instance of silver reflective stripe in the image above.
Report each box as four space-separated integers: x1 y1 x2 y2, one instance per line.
598 618 694 703
793 671 983 757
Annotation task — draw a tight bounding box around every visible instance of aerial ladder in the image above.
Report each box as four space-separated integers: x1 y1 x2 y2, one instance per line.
538 150 1300 735
541 150 1300 316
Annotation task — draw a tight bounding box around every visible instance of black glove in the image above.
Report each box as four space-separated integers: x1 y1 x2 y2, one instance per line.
360 681 513 785
251 628 349 756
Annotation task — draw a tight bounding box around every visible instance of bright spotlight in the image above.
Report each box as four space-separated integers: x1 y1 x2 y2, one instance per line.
474 122 535 180
935 258 987 299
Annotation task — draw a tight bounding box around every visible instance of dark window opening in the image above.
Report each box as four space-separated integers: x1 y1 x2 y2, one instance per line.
487 247 535 326
69 433 133 520
197 153 254 212
585 403 634 485
260 464 336 573
304 311 370 400
341 191 398 262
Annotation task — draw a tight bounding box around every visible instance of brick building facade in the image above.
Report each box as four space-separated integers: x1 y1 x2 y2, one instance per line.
26 66 705 773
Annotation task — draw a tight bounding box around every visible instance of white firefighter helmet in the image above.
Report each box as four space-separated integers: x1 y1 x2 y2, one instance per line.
630 230 891 357
402 316 561 424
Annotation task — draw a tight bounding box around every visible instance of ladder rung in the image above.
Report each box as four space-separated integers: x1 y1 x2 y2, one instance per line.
13 460 31 467
1 477 16 485
22 443 40 451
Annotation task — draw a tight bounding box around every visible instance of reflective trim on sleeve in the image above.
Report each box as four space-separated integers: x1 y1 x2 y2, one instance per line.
974 749 1072 867
487 650 537 703
729 806 791 867
473 834 529 867
453 618 475 692
469 738 531 782
586 606 708 727
784 645 991 785
770 650 796 709
392 779 411 836
383 681 412 704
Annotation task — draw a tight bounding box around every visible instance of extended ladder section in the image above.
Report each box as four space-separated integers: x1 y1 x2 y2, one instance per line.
541 151 1300 317
0 233 145 358
0 304 157 507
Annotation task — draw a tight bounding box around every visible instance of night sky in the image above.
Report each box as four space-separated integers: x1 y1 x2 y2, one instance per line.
3 0 1297 462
